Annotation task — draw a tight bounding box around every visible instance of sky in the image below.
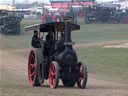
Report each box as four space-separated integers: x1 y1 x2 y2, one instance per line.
0 0 115 5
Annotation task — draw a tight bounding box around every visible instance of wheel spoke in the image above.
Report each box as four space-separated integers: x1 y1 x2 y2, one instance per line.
49 76 52 82
31 71 35 77
52 65 55 72
51 72 56 76
34 63 36 68
30 64 33 67
78 77 82 83
51 77 53 84
34 58 36 66
80 72 84 78
78 70 84 78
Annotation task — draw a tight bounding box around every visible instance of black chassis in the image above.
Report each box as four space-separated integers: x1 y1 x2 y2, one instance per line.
26 22 80 82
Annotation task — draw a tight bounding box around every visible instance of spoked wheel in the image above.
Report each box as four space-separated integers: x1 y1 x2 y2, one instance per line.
49 61 59 88
77 62 88 89
28 49 40 86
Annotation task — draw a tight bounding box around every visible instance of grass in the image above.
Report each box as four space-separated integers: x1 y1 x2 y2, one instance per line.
0 18 128 84
20 19 41 32
75 47 128 83
72 24 128 44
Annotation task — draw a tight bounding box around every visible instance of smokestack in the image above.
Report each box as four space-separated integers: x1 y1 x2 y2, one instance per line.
64 22 72 50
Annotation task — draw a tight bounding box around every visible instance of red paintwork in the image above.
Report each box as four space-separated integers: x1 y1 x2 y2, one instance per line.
49 62 56 88
28 50 36 85
77 63 84 87
51 1 93 8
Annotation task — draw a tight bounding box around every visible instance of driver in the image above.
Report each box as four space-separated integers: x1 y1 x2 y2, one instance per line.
31 30 41 48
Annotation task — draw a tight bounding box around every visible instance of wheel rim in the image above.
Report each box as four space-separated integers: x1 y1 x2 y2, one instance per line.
49 62 56 88
28 50 36 85
77 63 84 87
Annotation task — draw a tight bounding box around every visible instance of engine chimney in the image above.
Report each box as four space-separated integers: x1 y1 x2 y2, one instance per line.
64 22 72 50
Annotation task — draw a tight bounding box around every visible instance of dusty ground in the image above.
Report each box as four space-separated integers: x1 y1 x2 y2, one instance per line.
104 43 128 48
75 40 128 48
1 40 128 96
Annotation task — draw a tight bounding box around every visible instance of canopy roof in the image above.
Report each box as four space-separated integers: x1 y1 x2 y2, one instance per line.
25 22 80 32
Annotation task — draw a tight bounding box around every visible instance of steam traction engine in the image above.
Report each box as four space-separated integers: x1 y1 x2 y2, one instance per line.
25 21 88 89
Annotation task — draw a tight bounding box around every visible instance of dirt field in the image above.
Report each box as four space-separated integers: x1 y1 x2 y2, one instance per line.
1 42 128 96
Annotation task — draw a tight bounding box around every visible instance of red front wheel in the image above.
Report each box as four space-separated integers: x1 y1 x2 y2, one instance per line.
28 49 40 86
49 61 59 88
77 62 88 89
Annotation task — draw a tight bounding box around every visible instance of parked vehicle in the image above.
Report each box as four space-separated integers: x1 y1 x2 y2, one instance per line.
0 10 21 35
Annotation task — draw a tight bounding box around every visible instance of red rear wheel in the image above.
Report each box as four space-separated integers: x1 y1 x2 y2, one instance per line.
28 50 40 86
49 61 59 88
77 62 88 89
